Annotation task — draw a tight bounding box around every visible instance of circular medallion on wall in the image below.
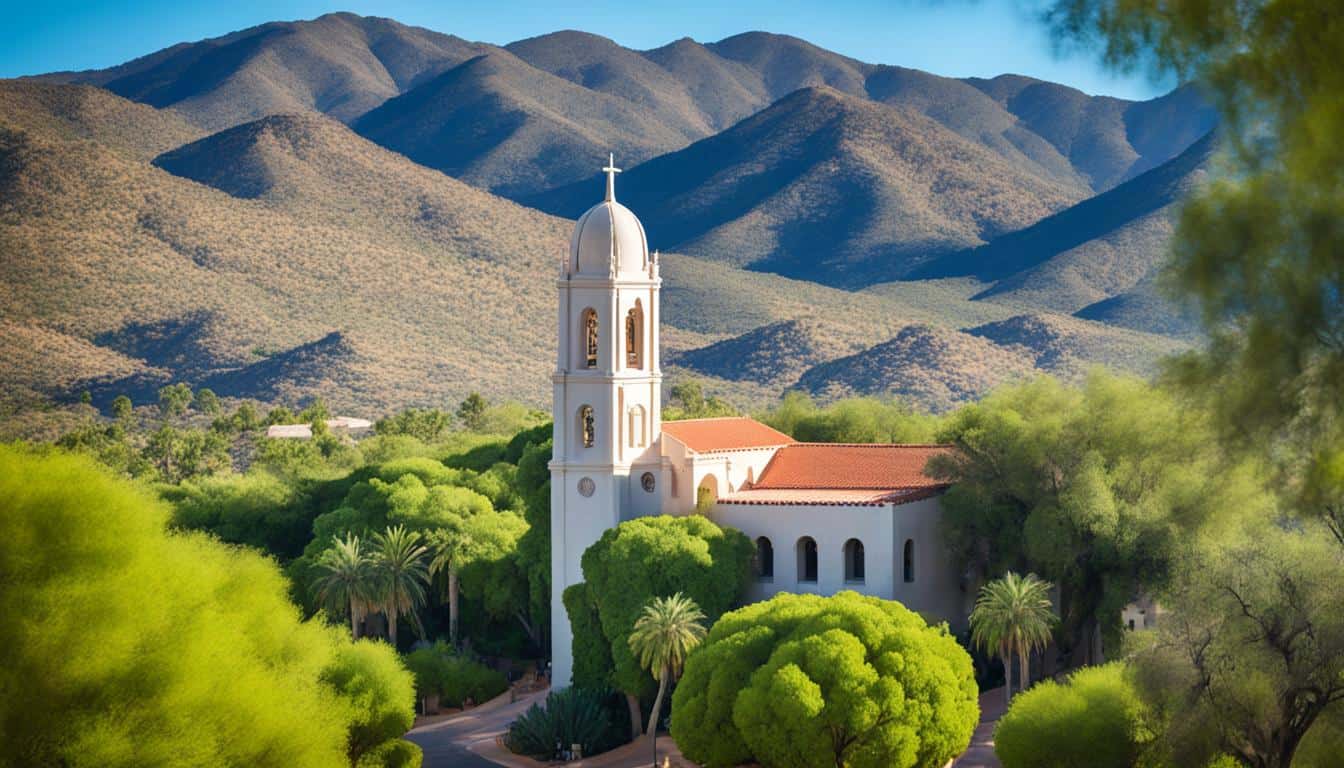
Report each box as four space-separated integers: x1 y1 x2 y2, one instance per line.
641 472 656 493
578 477 596 497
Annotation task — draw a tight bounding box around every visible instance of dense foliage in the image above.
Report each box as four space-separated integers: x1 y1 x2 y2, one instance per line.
568 515 752 728
402 642 508 708
505 687 631 759
0 446 418 768
1049 0 1344 527
671 591 978 768
994 663 1154 768
761 391 939 443
930 371 1270 663
1128 522 1344 768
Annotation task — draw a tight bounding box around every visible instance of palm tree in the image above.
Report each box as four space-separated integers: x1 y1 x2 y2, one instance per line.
312 533 375 640
428 527 472 647
627 592 708 757
370 525 431 648
970 571 1058 707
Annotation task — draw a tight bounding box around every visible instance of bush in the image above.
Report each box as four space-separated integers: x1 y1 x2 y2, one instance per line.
323 640 417 764
356 738 423 768
505 687 629 759
671 591 978 768
0 445 359 767
994 663 1154 768
403 642 508 708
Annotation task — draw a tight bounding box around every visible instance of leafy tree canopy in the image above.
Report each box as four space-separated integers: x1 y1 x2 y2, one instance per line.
760 391 939 443
930 371 1270 662
671 591 978 768
1048 0 1344 527
571 515 753 697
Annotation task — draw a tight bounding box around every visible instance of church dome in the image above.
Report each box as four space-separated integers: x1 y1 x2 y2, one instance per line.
569 155 649 277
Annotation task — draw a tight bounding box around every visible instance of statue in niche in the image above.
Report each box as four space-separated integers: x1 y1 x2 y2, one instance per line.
581 406 595 447
585 311 598 368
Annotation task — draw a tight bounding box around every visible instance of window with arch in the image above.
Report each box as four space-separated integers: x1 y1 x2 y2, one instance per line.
754 536 774 580
628 404 646 448
797 537 818 583
581 308 598 368
903 539 915 583
625 301 644 369
844 538 865 583
579 405 595 448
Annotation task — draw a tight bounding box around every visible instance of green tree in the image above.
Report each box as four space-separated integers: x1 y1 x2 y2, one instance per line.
376 408 454 442
157 382 193 419
761 392 939 443
571 515 753 737
628 593 707 752
664 380 737 420
195 387 222 416
993 663 1155 768
1129 522 1344 768
79 390 92 405
313 533 377 640
1048 0 1344 542
457 392 489 432
370 525 431 649
969 572 1058 707
111 394 133 423
671 591 979 768
930 372 1269 663
144 424 231 482
232 401 261 431
164 472 312 558
0 445 401 768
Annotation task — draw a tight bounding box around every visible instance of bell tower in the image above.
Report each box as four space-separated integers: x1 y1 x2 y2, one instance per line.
550 155 665 687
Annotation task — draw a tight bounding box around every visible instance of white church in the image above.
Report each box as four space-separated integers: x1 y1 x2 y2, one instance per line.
549 158 969 686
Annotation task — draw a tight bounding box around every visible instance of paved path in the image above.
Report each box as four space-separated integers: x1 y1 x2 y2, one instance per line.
412 685 1005 768
406 688 549 768
951 687 1007 768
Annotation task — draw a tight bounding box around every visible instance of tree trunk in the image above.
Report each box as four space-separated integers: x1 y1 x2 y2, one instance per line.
1003 652 1013 707
349 597 360 640
625 692 643 741
388 604 399 648
448 568 460 647
647 667 669 738
1018 648 1030 694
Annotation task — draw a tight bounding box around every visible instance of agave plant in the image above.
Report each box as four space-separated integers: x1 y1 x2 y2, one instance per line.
505 687 625 759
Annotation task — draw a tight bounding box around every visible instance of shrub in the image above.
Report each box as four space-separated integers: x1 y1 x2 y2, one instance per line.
671 591 978 768
994 663 1154 768
0 446 355 767
355 738 423 768
403 642 508 708
323 640 417 764
505 687 629 759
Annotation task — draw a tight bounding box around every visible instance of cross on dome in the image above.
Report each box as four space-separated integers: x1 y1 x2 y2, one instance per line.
602 153 621 202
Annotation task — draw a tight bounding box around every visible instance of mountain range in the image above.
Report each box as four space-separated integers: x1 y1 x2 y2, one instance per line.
3 13 1217 417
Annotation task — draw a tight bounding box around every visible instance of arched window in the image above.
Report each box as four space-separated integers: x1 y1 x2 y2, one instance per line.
628 405 646 448
581 308 598 368
754 537 774 580
903 539 915 583
625 300 644 369
797 537 818 583
844 539 865 583
696 475 718 513
579 405 595 448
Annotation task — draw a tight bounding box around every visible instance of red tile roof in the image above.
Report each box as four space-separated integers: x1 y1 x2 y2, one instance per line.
753 443 952 491
717 487 946 507
660 417 795 453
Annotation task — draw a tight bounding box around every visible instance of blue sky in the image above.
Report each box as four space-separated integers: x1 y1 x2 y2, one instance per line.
0 0 1170 99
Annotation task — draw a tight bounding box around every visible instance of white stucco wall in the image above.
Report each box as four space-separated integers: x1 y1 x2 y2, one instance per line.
709 496 969 631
